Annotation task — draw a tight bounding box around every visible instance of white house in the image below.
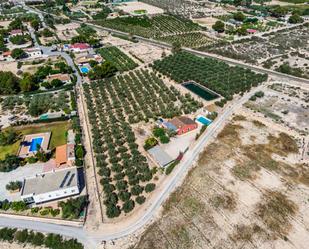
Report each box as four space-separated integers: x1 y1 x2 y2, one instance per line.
21 167 80 204
25 48 42 58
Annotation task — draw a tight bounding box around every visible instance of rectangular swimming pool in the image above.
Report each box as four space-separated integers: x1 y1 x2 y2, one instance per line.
182 82 218 101
197 116 212 126
29 137 43 152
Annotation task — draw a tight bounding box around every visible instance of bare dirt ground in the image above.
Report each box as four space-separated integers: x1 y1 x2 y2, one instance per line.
132 83 309 249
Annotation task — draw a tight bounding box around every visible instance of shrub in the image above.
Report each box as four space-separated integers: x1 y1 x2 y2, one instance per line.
159 135 170 144
122 199 134 213
145 183 156 193
135 195 146 205
5 181 22 191
143 137 158 150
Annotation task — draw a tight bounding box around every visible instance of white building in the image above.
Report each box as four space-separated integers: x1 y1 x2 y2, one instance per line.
25 48 42 58
21 167 80 204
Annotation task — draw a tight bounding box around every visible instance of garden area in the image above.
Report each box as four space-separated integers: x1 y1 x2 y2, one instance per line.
97 46 138 72
0 121 70 160
83 69 202 218
152 51 268 99
1 91 73 117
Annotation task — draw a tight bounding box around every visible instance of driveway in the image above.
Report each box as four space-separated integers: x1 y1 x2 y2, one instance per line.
0 163 45 201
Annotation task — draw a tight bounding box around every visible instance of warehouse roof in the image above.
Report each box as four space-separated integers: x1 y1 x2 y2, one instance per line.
148 145 173 167
21 167 78 196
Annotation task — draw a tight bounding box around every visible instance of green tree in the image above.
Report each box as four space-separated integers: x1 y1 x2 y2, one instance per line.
212 21 225 33
122 199 134 213
30 19 40 31
0 71 20 94
171 41 181 54
288 14 303 24
145 183 156 193
20 73 37 92
11 48 26 59
75 145 84 159
233 12 245 22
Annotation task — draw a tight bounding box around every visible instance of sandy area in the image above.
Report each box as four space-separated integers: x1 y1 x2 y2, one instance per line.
115 1 164 16
192 17 218 29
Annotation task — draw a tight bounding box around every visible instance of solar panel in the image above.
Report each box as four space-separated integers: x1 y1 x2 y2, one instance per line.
66 173 75 187
59 172 71 188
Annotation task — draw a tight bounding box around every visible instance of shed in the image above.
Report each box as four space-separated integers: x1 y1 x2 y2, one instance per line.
148 145 173 167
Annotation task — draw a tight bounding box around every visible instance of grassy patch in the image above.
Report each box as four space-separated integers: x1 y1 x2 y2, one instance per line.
257 191 297 237
252 120 265 128
232 115 246 121
0 122 70 159
210 192 237 211
232 160 261 180
231 224 264 242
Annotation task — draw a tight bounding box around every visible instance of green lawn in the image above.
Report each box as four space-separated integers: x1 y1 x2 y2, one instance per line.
0 121 71 160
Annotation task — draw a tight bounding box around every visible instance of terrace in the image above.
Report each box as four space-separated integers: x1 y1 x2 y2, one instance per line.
18 132 51 158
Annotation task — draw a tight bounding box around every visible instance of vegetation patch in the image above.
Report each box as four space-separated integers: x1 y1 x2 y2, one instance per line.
231 224 265 242
97 46 138 72
210 192 237 211
257 191 297 237
152 51 267 99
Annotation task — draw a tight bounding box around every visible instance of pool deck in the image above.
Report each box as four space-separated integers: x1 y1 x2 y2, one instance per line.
18 132 51 158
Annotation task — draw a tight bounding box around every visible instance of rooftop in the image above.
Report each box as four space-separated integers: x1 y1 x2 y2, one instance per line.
170 116 196 129
21 167 78 196
70 43 90 50
148 145 173 167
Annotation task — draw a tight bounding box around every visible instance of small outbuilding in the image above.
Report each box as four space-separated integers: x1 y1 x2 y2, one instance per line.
148 145 173 167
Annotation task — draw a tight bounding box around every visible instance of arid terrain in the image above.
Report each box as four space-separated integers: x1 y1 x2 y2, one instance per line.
135 84 309 249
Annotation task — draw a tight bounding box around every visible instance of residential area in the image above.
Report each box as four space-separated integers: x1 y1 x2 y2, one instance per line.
0 0 308 249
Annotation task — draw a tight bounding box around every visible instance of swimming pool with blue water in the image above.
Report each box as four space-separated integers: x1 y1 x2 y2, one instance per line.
29 137 43 152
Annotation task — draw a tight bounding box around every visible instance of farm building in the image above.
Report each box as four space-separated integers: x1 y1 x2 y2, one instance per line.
148 145 173 167
9 29 24 37
21 167 80 204
169 116 197 135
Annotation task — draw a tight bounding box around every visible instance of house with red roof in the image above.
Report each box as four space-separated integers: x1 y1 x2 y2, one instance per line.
169 116 198 135
0 51 14 61
9 29 25 37
69 43 91 53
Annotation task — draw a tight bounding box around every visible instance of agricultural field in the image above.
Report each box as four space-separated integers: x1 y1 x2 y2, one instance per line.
152 52 268 99
1 91 72 118
94 14 202 39
136 99 309 249
97 46 138 72
83 69 202 218
202 24 309 71
159 32 214 48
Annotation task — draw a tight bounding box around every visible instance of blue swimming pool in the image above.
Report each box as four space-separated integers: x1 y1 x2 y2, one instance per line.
29 137 43 152
197 116 212 126
80 66 90 74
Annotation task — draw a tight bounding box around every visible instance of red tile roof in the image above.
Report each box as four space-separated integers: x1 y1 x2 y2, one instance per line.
70 43 90 50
